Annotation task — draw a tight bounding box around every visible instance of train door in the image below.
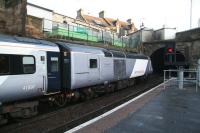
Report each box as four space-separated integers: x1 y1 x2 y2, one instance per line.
47 52 61 93
88 54 100 83
61 50 71 90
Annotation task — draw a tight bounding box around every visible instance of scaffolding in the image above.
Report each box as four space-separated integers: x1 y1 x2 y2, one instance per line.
42 19 135 49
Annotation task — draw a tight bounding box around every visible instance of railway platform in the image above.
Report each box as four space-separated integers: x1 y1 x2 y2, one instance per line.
66 79 200 133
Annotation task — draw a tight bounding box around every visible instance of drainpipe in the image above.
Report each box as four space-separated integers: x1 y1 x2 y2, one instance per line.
198 59 200 87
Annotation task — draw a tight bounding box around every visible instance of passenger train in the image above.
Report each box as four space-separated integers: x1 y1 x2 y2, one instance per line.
0 34 153 124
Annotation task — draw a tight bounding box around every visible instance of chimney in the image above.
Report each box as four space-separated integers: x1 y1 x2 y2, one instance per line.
77 9 84 17
99 11 105 18
127 19 132 24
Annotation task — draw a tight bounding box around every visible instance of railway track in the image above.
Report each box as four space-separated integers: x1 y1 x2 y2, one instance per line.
0 75 162 133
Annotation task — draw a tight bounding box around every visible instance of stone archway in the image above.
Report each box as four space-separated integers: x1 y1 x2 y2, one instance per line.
150 47 165 73
150 48 187 74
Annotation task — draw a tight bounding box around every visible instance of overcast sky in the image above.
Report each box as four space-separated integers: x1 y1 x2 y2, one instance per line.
28 0 200 31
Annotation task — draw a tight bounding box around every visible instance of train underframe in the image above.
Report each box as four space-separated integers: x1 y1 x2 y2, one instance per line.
0 77 139 125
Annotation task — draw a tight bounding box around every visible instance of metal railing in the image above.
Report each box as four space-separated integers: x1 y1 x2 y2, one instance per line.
164 69 198 91
42 19 136 49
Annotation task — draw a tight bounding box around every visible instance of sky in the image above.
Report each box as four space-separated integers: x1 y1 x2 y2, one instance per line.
28 0 200 31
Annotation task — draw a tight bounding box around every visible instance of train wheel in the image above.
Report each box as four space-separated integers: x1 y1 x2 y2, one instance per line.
71 91 81 103
129 78 135 87
54 94 68 107
0 114 8 125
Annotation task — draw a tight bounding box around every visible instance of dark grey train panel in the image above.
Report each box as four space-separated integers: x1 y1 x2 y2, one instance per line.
110 50 125 58
114 59 126 80
145 59 153 75
126 53 148 59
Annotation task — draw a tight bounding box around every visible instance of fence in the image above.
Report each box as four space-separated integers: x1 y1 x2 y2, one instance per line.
164 69 198 91
42 19 133 49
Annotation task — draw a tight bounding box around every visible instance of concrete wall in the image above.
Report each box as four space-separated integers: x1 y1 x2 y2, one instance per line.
128 29 154 49
142 30 154 42
154 28 176 41
27 3 52 31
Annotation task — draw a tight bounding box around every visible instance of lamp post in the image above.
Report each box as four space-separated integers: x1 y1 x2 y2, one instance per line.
190 0 193 29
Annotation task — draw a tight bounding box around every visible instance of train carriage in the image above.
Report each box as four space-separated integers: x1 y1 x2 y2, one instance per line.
0 34 153 124
57 42 152 90
0 35 61 103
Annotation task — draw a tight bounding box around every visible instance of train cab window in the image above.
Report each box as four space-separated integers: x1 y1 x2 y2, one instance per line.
103 50 112 57
23 56 35 74
90 59 97 68
110 51 125 58
0 55 9 75
50 57 59 72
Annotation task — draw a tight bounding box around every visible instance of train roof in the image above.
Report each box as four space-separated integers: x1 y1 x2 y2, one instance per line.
0 34 59 51
0 35 148 59
57 42 148 59
57 42 105 55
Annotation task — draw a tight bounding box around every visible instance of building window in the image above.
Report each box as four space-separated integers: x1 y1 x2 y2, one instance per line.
0 55 9 75
0 0 5 9
90 59 97 68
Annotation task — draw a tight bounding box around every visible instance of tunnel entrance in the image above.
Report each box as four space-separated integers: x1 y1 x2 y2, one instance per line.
150 48 186 74
150 48 165 74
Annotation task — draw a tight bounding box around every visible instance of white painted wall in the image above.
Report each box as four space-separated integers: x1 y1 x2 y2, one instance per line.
27 4 53 31
142 30 154 42
164 29 176 40
154 28 176 40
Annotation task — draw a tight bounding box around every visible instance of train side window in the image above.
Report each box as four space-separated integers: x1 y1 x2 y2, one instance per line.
51 57 59 72
23 56 35 74
90 59 97 68
0 55 9 75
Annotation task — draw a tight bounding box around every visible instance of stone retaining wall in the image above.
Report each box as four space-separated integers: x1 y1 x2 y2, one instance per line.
0 0 26 36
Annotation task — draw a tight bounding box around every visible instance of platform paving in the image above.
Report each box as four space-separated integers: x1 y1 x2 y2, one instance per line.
106 85 200 133
69 81 200 133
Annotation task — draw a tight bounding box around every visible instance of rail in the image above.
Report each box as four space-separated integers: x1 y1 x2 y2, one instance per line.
164 69 198 91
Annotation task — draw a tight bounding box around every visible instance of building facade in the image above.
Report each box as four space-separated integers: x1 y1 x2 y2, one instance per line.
76 9 137 36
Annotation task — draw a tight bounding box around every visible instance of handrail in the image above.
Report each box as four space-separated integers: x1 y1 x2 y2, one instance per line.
164 69 198 92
